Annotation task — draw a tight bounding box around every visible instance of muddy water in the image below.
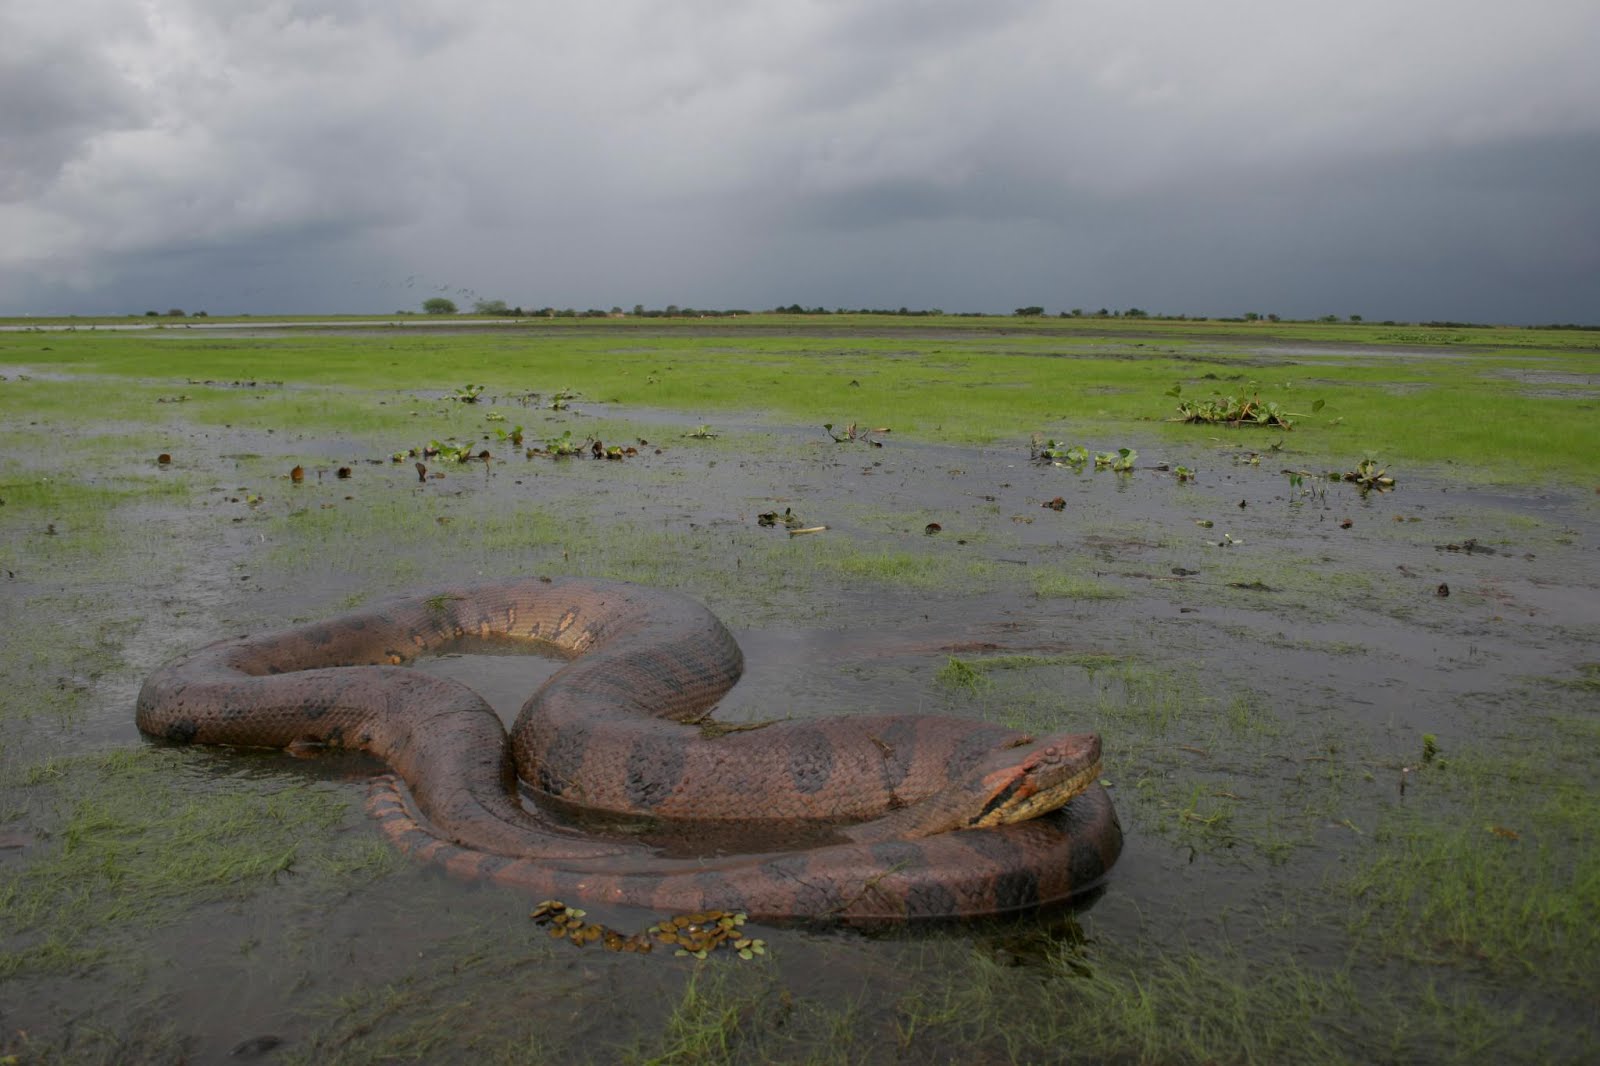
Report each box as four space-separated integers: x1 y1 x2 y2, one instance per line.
2 357 1598 1062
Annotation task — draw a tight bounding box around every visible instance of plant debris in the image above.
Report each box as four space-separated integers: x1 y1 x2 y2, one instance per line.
530 900 767 960
1031 438 1088 467
758 507 803 529
1031 437 1137 473
823 422 888 445
1338 457 1395 492
1166 383 1321 428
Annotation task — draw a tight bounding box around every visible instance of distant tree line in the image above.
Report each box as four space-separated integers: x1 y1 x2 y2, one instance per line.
770 304 948 316
417 298 759 318
399 297 1596 331
111 298 1598 332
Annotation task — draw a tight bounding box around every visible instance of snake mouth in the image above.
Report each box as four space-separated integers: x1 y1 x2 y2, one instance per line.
966 734 1103 828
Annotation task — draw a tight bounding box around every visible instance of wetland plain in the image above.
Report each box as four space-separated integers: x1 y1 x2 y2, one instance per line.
1 316 1596 1063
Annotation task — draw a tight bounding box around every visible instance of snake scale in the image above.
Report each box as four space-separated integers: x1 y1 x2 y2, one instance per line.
137 577 1121 922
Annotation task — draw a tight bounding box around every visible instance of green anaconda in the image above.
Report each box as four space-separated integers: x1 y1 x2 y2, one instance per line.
137 577 1121 921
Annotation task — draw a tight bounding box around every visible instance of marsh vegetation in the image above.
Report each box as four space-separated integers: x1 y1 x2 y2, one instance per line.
1 315 1596 1063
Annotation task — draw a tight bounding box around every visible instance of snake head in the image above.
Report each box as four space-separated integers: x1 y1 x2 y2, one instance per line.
840 730 1105 845
964 732 1102 828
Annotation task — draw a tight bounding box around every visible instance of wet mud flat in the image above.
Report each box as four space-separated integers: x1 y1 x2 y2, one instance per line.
1 338 1597 1064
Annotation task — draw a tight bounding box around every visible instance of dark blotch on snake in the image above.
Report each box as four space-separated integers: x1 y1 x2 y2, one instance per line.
786 725 836 795
625 732 687 809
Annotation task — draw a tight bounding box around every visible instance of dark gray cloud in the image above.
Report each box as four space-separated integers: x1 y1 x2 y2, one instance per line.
2 1 1596 321
0 9 146 201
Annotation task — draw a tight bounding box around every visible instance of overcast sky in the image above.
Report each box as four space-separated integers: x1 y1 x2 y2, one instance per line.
3 1 1597 322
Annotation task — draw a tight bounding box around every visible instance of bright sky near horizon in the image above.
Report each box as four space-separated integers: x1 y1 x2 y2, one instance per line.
3 1 1597 322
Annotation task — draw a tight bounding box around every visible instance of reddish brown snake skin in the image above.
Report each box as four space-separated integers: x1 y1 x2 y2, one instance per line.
138 577 1121 921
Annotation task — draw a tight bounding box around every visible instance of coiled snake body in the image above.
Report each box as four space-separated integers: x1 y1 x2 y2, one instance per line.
138 578 1121 921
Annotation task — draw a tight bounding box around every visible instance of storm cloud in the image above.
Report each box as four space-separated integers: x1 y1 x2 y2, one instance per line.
2 0 1596 321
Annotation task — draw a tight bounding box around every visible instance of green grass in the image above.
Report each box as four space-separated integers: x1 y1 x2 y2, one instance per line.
623 967 768 1066
1346 744 1600 988
1030 565 1130 600
812 546 993 590
0 460 195 585
934 657 989 692
7 318 1598 484
275 929 1592 1064
0 466 190 522
0 748 392 979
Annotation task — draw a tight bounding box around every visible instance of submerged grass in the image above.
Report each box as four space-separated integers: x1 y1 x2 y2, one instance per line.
0 605 135 724
0 462 194 597
1030 565 1130 599
933 652 1311 864
812 546 993 590
1347 743 1600 989
0 748 388 979
276 934 1593 1065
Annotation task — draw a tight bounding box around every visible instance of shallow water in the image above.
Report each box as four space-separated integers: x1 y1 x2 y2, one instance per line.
2 333 1597 1063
